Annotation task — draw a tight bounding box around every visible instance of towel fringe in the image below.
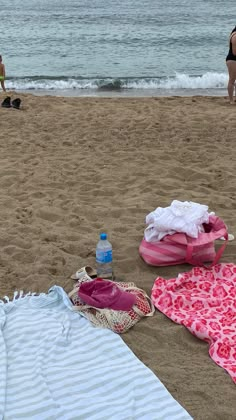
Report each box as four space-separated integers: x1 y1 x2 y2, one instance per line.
0 290 37 304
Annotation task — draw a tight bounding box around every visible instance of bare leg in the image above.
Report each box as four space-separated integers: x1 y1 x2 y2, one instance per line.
227 78 235 104
226 61 236 103
0 80 6 92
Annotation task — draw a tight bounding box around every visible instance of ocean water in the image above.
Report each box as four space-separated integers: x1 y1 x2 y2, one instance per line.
1 0 235 96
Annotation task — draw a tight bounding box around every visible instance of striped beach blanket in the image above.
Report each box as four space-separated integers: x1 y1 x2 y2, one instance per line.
0 286 192 419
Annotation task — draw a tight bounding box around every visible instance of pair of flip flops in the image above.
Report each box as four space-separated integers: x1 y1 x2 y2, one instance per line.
1 96 21 109
71 266 97 281
69 267 97 304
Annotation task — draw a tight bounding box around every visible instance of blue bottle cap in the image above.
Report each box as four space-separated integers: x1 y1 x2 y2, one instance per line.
100 233 107 240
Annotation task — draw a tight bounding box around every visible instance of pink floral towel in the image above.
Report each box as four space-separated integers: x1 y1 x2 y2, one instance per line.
151 263 236 383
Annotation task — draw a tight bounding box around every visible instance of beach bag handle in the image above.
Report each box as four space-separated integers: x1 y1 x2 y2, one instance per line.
185 216 228 267
123 286 155 317
186 236 228 268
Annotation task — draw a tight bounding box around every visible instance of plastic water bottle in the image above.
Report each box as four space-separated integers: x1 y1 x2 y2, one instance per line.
96 233 113 279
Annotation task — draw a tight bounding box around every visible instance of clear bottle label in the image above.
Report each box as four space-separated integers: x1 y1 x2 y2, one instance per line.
96 249 112 264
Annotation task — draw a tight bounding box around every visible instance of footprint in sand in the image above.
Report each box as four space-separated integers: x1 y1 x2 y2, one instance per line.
16 207 33 224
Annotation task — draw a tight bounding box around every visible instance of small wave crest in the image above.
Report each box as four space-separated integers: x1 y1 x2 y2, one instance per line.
6 77 98 91
126 73 228 90
6 72 228 92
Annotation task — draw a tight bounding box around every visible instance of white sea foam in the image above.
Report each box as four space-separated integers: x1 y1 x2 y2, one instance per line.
126 73 228 90
6 78 98 91
6 72 228 92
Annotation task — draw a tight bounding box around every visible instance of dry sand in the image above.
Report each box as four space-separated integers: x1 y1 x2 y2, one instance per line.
0 92 235 419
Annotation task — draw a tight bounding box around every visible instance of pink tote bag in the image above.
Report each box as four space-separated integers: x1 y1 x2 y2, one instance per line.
139 215 228 267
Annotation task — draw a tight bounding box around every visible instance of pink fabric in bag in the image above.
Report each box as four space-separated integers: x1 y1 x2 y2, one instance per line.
151 263 236 383
139 215 228 267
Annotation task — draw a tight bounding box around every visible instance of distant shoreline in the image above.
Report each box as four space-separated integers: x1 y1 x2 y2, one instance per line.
5 88 227 98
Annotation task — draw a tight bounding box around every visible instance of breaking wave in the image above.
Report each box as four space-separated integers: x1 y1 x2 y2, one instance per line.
6 72 228 93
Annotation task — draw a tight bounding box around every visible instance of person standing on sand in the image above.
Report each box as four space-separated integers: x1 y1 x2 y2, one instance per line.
0 55 6 92
226 26 236 104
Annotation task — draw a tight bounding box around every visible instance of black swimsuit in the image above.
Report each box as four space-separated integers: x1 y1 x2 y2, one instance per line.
226 32 236 61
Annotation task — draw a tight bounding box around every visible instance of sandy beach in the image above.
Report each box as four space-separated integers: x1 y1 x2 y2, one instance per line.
0 92 235 419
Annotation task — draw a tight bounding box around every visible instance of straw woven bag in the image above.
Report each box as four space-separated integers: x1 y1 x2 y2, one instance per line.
68 280 155 334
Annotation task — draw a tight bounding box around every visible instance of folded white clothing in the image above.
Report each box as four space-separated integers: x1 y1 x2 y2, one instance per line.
145 200 210 242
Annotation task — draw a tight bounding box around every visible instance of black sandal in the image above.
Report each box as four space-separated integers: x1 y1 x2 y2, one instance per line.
12 98 21 109
1 96 11 108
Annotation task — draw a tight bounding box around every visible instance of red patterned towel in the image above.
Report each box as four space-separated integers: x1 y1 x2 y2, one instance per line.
151 263 236 383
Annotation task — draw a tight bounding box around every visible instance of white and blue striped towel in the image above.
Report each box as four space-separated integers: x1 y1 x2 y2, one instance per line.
0 286 192 419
